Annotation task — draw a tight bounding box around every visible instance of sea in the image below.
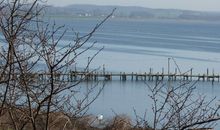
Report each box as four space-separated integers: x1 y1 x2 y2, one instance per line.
49 17 220 129
53 18 220 74
3 16 220 128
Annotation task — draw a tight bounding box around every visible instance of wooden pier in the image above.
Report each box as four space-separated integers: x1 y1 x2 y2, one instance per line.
31 68 220 82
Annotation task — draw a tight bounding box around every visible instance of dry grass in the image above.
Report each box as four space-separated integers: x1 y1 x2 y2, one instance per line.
103 115 132 130
0 111 213 130
0 110 154 130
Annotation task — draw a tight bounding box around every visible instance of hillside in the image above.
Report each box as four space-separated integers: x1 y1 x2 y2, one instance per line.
45 4 220 21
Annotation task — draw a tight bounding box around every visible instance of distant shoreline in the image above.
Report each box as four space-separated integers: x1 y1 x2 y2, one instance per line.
45 4 220 23
45 15 220 24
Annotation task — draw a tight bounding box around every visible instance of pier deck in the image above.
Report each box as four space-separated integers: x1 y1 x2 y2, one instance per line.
33 69 220 82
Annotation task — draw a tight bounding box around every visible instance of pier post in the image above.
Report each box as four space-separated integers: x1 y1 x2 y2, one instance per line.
122 72 126 81
168 58 171 75
212 69 215 83
190 68 193 81
136 73 138 81
131 72 134 81
156 72 159 81
212 76 214 84
168 58 171 80
174 74 177 81
94 72 97 81
90 72 93 80
218 75 220 82
74 72 77 81
103 64 105 75
207 68 209 81
144 72 147 81
149 68 152 81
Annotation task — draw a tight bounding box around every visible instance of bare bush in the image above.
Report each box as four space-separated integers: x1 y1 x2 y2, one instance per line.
0 0 114 130
141 72 220 129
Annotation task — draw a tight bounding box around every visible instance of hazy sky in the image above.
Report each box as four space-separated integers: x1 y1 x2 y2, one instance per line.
47 0 220 12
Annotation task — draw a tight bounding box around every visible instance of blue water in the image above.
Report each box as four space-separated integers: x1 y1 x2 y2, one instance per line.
2 17 220 128
78 80 220 129
47 18 220 74
52 18 220 53
46 18 220 129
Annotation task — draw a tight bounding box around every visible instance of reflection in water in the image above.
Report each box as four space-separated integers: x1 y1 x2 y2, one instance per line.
77 80 220 128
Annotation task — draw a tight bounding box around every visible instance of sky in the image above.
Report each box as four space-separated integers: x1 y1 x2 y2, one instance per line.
47 0 220 12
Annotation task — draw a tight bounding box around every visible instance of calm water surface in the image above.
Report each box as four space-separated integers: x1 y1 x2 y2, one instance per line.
53 18 220 128
80 80 220 128
2 17 220 128
50 18 220 74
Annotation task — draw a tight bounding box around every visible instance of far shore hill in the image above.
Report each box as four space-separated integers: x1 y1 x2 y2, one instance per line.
45 4 220 21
